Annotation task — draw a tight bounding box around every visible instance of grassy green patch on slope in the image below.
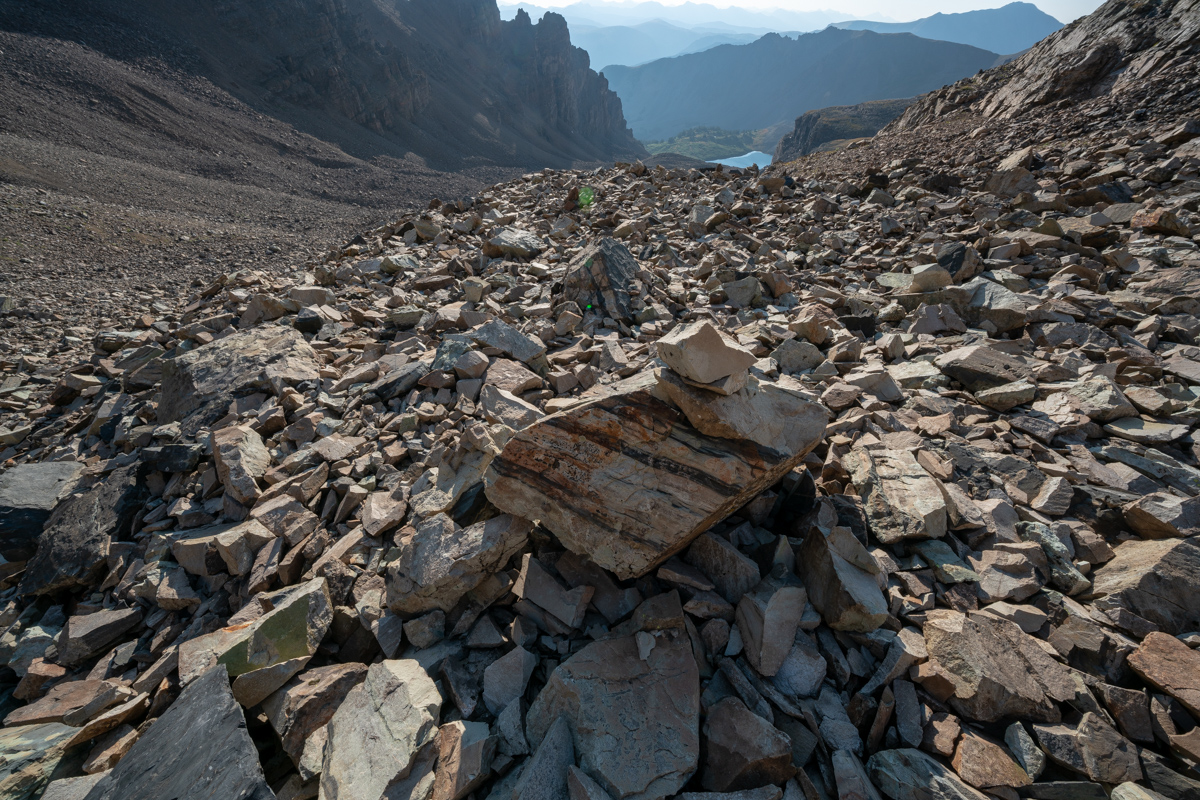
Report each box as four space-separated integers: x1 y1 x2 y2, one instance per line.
643 127 764 160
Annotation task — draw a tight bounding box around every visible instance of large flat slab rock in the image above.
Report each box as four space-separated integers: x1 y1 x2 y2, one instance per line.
922 610 1074 723
484 372 825 579
0 462 83 567
81 665 274 800
526 594 700 800
19 464 147 597
1090 539 1200 635
934 346 1033 392
159 325 320 435
1128 632 1200 718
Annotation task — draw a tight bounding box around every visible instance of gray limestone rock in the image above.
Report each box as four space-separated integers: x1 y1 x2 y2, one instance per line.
320 659 442 800
526 594 700 800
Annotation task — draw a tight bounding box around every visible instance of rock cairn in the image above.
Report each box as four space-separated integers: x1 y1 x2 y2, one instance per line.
1 102 1200 800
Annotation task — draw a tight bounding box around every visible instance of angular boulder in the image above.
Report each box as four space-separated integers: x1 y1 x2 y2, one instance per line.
0 722 79 800
526 594 700 800
321 659 442 800
921 610 1074 722
81 665 274 800
868 749 990 800
846 447 947 543
484 372 825 579
1090 539 1200 635
1127 632 1200 718
19 464 147 597
797 524 888 633
387 514 531 616
562 238 639 324
159 325 320 435
178 577 331 686
262 663 368 765
0 462 82 568
656 321 756 386
702 697 795 791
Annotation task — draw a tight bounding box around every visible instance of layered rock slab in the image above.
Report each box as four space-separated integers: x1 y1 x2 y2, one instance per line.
484 372 825 579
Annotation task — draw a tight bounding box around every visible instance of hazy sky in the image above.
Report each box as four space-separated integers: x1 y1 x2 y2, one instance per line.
524 0 1105 23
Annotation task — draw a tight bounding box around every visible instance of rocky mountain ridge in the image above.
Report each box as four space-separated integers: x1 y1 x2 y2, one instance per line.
774 99 915 163
1 0 643 170
889 0 1200 132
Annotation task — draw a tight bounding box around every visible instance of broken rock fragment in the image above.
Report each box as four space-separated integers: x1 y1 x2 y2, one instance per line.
386 514 530 615
656 321 756 386
1090 539 1200 635
702 697 795 791
921 610 1074 722
797 522 888 632
81 665 273 800
526 594 700 800
563 238 639 324
178 577 331 685
847 447 947 543
158 325 320 435
321 659 441 800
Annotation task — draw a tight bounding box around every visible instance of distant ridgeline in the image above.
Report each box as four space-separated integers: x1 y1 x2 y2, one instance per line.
604 28 1002 144
830 1 1063 56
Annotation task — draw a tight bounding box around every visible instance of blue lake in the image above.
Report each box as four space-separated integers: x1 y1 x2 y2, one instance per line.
708 151 773 168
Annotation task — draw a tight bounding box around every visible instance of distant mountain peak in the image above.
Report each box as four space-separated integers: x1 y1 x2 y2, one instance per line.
831 3 1063 55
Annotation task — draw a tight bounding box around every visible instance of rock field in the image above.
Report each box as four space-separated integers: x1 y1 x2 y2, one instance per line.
3 4 1200 800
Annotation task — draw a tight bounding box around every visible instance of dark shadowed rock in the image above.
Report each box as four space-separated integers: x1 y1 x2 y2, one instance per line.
81 665 274 800
868 749 989 800
0 462 82 566
563 239 640 324
19 464 147 596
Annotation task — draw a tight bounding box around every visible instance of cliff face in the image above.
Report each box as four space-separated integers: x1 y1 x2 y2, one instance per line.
130 0 644 167
774 98 914 162
889 0 1200 131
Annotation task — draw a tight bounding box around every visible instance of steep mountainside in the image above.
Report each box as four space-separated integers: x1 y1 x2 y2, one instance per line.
0 0 643 307
832 2 1062 55
774 97 915 161
1 0 643 171
890 0 1200 131
604 28 1001 142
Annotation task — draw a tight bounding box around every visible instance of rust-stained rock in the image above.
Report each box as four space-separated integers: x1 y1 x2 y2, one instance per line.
484 372 825 579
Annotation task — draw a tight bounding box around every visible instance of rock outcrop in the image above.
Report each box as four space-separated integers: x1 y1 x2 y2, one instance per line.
890 0 1200 129
775 98 915 162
